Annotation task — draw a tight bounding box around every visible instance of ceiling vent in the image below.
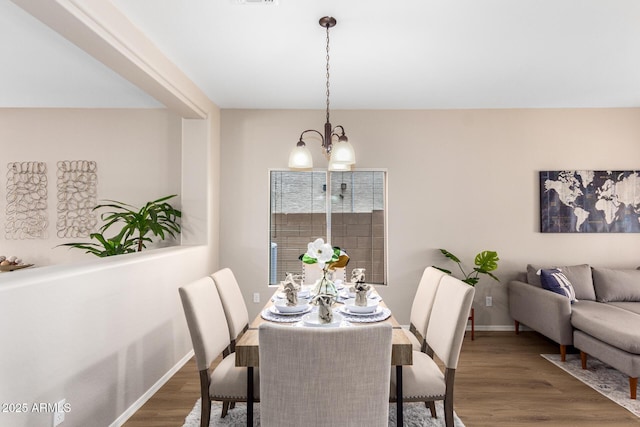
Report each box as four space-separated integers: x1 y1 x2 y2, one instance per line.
232 0 279 5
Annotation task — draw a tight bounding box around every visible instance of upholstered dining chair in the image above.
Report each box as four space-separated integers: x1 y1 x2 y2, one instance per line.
179 276 259 427
390 274 475 427
404 266 447 353
211 268 250 352
259 322 393 427
210 268 252 417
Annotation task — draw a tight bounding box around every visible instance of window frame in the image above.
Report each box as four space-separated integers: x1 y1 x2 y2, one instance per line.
268 168 389 286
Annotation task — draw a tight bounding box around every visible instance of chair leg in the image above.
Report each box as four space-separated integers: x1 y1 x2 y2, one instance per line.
444 368 456 427
199 370 211 427
427 401 437 418
221 401 229 418
580 351 587 369
230 401 236 409
444 397 454 427
630 377 637 400
514 320 520 335
200 398 211 427
560 345 567 362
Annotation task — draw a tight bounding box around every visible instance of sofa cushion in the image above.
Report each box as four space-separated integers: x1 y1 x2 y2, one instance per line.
527 264 595 301
607 302 640 315
539 269 577 303
571 301 640 354
592 267 640 302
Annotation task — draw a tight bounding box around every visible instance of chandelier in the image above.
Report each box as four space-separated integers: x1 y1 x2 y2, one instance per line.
288 16 356 171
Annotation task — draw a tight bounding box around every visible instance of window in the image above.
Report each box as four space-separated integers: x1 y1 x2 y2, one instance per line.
269 170 387 285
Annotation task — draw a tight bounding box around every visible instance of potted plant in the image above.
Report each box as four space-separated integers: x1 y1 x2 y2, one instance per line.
434 248 500 286
59 195 181 257
434 248 499 341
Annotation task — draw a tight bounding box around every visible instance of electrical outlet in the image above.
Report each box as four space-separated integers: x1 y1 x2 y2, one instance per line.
253 293 260 303
485 296 493 307
53 399 65 427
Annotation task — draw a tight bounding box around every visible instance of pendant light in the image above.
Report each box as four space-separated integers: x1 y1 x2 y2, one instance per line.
288 16 356 171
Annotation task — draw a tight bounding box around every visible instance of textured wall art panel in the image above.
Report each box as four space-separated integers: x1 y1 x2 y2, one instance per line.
5 161 48 239
56 160 98 238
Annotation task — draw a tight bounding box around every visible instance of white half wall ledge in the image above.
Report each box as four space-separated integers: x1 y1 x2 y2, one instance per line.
0 245 207 291
0 244 212 427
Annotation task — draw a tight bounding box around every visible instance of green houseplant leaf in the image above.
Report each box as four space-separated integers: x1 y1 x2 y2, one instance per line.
439 248 461 264
474 250 499 273
58 195 181 257
434 248 500 286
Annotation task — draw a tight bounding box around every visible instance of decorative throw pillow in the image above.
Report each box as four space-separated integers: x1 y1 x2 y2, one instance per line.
538 268 578 303
527 264 595 300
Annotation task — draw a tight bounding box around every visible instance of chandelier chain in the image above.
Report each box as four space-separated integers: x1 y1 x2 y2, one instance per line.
325 23 330 124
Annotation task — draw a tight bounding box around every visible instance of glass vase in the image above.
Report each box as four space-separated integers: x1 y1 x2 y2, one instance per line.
312 269 338 298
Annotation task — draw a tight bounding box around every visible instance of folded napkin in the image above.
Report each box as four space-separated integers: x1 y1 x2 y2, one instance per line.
351 268 366 284
282 280 300 306
350 282 371 307
311 294 335 323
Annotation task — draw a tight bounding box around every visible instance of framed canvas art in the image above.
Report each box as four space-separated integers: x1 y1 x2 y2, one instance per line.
540 170 640 233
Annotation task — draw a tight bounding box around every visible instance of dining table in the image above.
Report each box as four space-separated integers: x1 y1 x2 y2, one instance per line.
235 284 413 427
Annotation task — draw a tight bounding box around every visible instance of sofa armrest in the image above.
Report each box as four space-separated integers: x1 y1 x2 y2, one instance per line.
508 280 574 345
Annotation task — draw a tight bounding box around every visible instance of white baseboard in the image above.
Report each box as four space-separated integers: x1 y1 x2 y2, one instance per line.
467 324 521 332
110 349 195 427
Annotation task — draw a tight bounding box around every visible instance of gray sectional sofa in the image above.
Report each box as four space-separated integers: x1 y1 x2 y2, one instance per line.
508 264 640 399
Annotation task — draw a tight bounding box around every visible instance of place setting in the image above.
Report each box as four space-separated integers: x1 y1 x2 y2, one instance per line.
262 296 355 327
333 278 389 322
261 297 313 323
263 267 389 325
338 285 382 303
337 295 391 323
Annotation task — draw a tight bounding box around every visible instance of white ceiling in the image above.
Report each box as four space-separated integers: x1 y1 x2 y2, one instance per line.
0 0 161 108
6 0 640 110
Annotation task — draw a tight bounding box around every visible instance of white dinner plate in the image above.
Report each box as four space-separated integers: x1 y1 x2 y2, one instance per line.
269 305 312 316
302 312 344 327
339 291 381 302
339 305 384 317
273 298 311 313
276 286 311 299
342 298 379 314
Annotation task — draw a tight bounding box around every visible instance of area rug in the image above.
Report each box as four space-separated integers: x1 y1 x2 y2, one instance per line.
183 399 465 427
542 353 640 417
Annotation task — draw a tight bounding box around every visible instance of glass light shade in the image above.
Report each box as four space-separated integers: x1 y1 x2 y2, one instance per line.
328 156 351 171
288 145 313 170
330 140 356 165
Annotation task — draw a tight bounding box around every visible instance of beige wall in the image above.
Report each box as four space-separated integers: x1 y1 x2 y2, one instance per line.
221 108 640 327
0 108 182 266
0 108 219 427
0 4 221 426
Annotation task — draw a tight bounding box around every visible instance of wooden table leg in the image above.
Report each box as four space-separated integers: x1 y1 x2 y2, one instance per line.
396 365 403 427
247 367 253 427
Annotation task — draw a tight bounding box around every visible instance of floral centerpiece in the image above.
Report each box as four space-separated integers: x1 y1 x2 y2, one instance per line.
299 238 349 298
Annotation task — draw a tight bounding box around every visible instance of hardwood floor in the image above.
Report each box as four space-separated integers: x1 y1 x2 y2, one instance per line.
455 332 639 426
123 331 640 426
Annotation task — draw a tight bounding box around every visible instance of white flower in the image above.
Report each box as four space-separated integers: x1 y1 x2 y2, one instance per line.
306 238 334 267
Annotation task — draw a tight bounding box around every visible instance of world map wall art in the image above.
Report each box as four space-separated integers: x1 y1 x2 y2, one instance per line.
540 170 640 233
